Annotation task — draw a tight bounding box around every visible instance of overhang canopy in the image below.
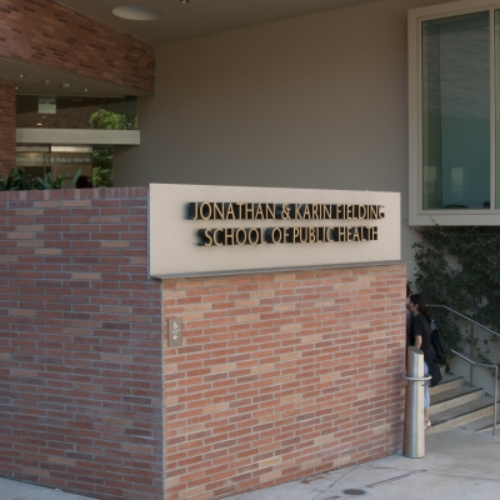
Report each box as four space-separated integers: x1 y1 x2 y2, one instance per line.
56 0 382 45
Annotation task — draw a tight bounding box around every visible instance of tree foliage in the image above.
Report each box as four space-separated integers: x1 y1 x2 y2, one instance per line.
89 109 137 130
92 149 114 188
88 108 137 187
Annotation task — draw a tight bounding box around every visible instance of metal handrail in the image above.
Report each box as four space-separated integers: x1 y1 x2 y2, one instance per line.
451 349 498 437
402 374 432 382
430 304 500 341
431 304 500 388
427 304 499 435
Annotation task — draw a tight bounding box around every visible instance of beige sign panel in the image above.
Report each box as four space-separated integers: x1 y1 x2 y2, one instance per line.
149 184 400 278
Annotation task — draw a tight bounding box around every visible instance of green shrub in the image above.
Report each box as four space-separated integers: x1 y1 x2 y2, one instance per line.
414 225 500 356
0 168 81 191
89 109 137 130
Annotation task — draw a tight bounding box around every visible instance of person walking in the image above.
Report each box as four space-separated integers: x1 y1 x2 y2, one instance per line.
409 294 442 429
406 283 412 347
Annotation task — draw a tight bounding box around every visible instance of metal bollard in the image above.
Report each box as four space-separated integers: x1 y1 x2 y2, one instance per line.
402 347 431 458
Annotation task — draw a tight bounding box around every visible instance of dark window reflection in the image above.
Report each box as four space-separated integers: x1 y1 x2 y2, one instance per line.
16 96 137 130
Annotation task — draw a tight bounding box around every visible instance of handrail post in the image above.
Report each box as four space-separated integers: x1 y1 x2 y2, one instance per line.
403 347 428 458
494 366 498 438
470 324 474 386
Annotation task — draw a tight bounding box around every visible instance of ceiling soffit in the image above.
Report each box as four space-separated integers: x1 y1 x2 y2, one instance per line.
55 0 382 46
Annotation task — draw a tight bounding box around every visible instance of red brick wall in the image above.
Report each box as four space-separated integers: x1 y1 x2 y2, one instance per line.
0 80 16 178
162 265 406 500
0 0 154 93
0 186 406 500
0 188 163 500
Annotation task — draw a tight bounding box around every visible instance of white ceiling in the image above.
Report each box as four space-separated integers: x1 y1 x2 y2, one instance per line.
55 0 381 46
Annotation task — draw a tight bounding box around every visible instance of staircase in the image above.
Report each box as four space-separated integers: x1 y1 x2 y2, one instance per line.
427 373 498 434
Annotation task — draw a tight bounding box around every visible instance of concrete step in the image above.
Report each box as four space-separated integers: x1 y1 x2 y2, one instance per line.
466 410 500 433
429 385 484 415
430 373 464 396
426 395 495 434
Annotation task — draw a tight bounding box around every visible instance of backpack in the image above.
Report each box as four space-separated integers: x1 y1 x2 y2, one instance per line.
430 320 451 359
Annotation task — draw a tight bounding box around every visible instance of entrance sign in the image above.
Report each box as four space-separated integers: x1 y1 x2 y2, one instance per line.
149 184 400 278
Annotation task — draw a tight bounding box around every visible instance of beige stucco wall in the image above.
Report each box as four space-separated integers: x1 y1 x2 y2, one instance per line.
114 0 455 278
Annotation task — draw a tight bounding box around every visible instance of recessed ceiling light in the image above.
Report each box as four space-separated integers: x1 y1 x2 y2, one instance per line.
112 5 163 21
18 74 26 78
61 83 70 88
83 88 89 92
36 123 43 126
180 0 189 3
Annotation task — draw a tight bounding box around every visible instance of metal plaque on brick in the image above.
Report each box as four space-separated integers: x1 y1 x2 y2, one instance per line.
149 183 401 278
168 318 183 347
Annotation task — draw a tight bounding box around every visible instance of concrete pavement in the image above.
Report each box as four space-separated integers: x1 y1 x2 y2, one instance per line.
0 480 93 500
1 423 500 500
228 422 500 500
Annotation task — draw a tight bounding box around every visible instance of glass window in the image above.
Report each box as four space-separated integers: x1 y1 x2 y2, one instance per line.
422 12 490 210
16 96 137 130
16 145 115 188
408 1 500 225
495 10 500 209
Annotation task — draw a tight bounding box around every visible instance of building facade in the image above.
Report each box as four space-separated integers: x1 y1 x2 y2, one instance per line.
0 0 495 499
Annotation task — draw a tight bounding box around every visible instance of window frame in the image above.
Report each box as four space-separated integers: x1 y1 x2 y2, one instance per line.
409 0 500 225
